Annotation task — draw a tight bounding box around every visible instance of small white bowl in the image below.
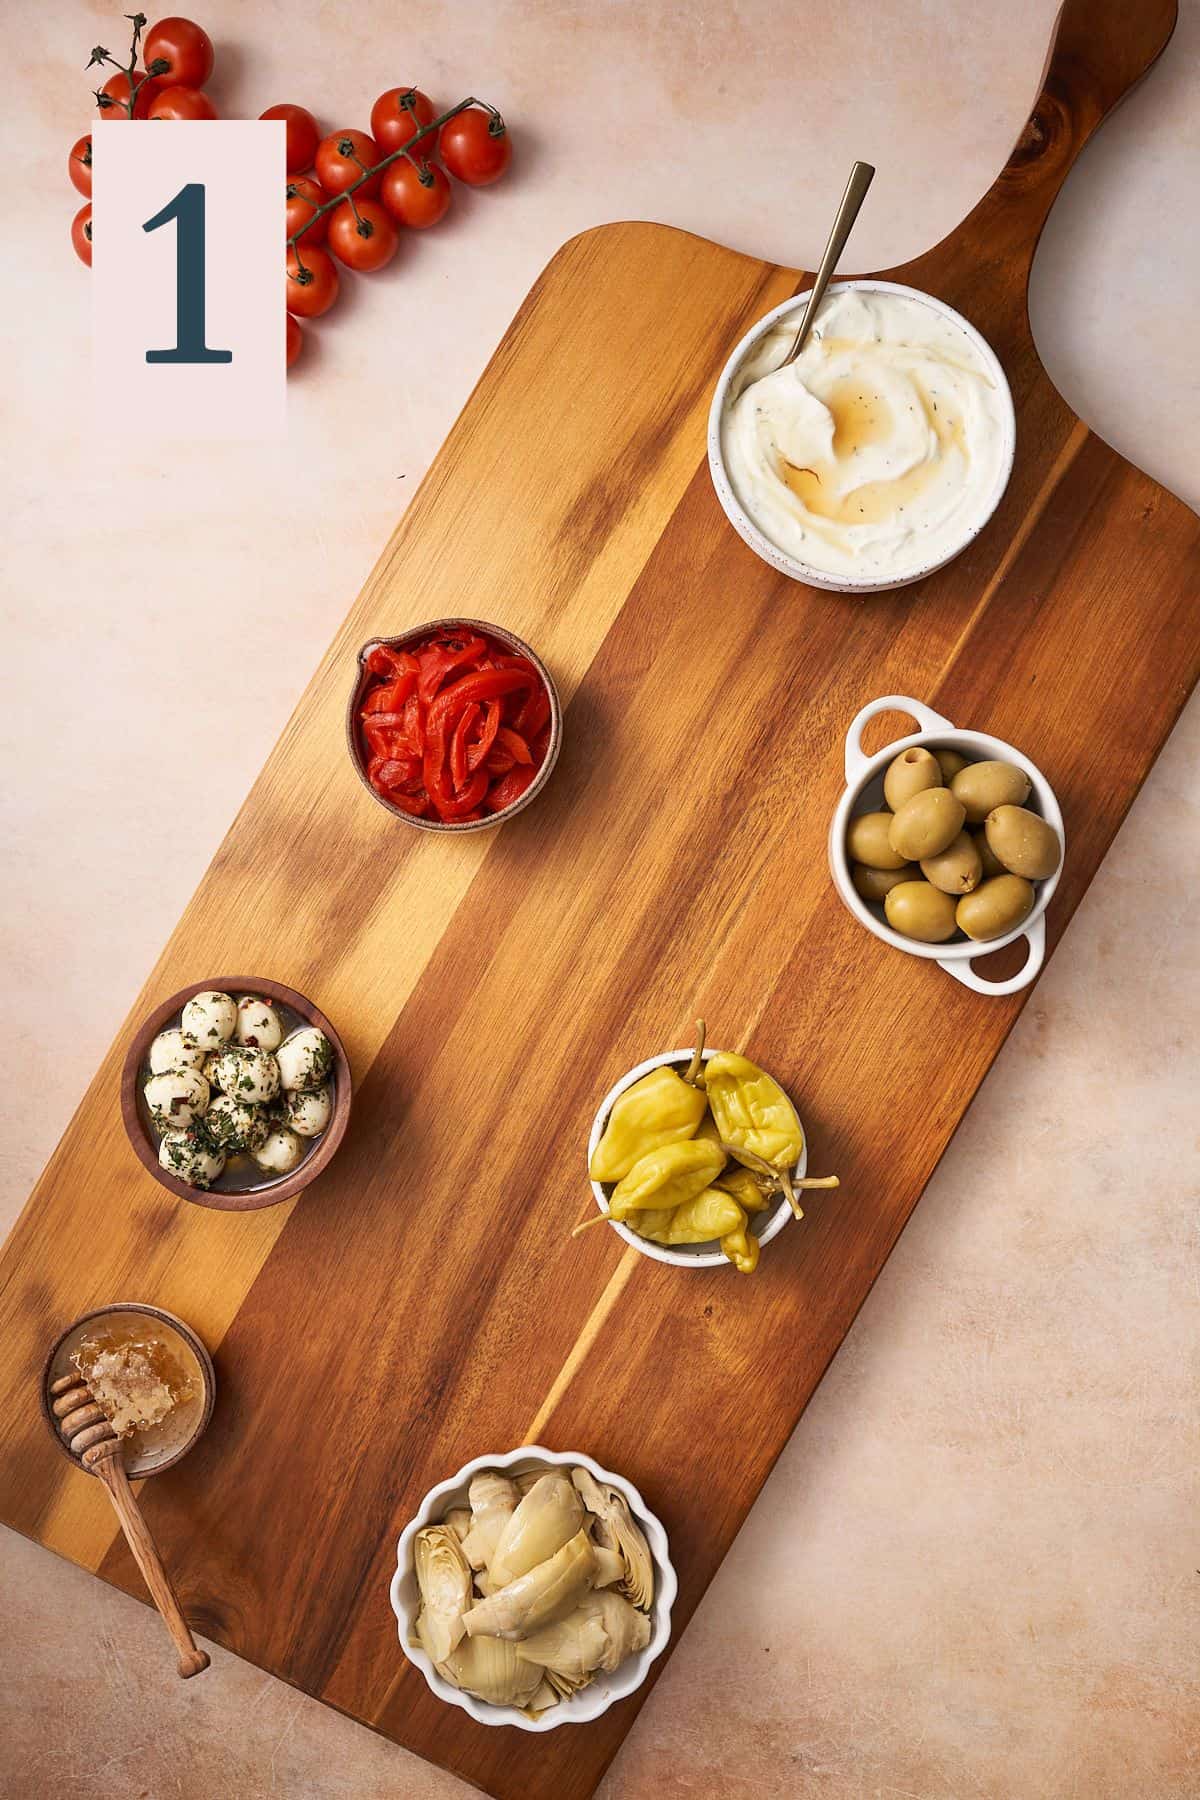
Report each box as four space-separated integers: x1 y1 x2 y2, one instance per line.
587 1048 799 1268
707 279 1016 594
390 1445 676 1731
829 694 1065 996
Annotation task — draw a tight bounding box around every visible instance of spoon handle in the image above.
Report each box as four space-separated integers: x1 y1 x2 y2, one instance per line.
83 1438 210 1678
782 160 875 366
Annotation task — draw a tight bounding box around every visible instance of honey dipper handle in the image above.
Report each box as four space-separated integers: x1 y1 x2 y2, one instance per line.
85 1441 210 1678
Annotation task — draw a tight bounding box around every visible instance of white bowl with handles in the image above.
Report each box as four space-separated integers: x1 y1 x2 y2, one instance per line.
828 695 1064 996
390 1444 676 1731
587 1048 799 1268
707 279 1016 594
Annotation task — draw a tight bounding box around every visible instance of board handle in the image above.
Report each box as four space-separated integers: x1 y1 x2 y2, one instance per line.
893 0 1179 299
939 917 1046 997
843 695 954 784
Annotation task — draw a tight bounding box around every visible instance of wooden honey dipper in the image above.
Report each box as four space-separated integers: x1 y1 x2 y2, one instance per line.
49 1371 210 1677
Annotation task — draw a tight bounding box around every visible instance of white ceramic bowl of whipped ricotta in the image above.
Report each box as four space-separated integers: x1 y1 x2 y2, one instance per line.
708 280 1015 593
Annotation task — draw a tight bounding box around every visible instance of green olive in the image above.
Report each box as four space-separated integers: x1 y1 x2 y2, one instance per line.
955 874 1035 941
974 827 1006 878
847 812 909 871
852 861 917 902
984 805 1062 880
950 759 1031 824
934 748 968 784
920 830 982 896
883 746 941 811
884 879 959 943
888 787 965 860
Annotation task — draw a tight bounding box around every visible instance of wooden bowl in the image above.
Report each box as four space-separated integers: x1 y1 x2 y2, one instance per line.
346 617 562 832
120 976 352 1211
41 1303 216 1478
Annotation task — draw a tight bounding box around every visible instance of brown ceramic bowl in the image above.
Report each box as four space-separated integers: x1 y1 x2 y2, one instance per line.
41 1303 216 1478
347 617 562 832
120 976 352 1211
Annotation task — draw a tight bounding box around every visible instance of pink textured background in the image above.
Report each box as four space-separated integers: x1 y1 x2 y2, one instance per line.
2 2 1198 1796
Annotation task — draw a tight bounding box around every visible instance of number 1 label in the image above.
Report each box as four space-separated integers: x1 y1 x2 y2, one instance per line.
143 183 232 365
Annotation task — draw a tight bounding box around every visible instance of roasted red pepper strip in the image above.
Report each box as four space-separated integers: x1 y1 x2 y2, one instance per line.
366 645 421 680
362 671 417 714
486 763 539 812
416 633 488 704
450 703 481 790
466 700 502 771
427 667 533 730
435 767 489 820
495 725 533 765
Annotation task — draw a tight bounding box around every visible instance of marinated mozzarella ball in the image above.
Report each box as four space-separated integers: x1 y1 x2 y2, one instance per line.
201 1051 225 1092
209 1047 280 1105
235 995 283 1051
148 1028 205 1075
205 1094 269 1154
144 1068 209 1131
252 1126 304 1175
158 1126 225 1189
276 1027 333 1093
285 1083 332 1138
181 989 237 1047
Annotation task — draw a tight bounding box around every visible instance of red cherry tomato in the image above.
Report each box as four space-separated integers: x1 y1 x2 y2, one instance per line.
369 86 436 156
380 157 451 230
98 68 169 118
148 84 217 121
143 17 214 89
69 134 93 198
314 129 381 198
287 314 303 369
71 203 93 266
327 198 399 272
286 175 329 247
261 103 320 175
286 244 339 318
440 108 511 186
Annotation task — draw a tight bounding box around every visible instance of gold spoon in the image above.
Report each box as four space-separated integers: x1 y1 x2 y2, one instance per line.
779 160 875 368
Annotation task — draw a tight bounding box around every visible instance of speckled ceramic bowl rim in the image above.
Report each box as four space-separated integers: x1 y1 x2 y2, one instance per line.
391 1445 676 1731
40 1302 216 1478
706 278 1017 593
120 976 352 1210
347 617 562 832
829 694 1065 997
587 1048 800 1267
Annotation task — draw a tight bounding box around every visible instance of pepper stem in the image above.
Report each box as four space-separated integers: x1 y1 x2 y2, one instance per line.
682 1019 706 1087
570 1210 615 1238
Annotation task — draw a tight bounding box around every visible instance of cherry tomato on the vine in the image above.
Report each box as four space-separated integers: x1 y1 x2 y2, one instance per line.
148 84 217 120
143 17 214 89
380 157 451 230
287 314 303 369
98 68 168 118
327 198 399 272
69 133 93 198
286 243 339 317
440 108 511 186
286 175 329 247
261 102 320 175
71 203 93 266
369 86 436 156
315 130 381 198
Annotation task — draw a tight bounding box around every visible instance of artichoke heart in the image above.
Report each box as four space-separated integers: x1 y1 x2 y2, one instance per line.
487 1473 584 1592
413 1524 473 1665
516 1591 651 1698
462 1528 596 1641
460 1469 519 1574
439 1633 543 1708
571 1468 655 1612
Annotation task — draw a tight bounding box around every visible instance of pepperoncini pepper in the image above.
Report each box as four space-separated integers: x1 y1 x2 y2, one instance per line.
703 1051 804 1172
607 1136 725 1221
641 1187 743 1245
589 1065 707 1183
720 1217 760 1274
714 1162 770 1214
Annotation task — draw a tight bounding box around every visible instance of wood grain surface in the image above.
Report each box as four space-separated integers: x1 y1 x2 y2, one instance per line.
2 1 1197 1795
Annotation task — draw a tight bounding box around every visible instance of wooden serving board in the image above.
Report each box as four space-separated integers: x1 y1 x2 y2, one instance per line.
2 2 1197 1794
